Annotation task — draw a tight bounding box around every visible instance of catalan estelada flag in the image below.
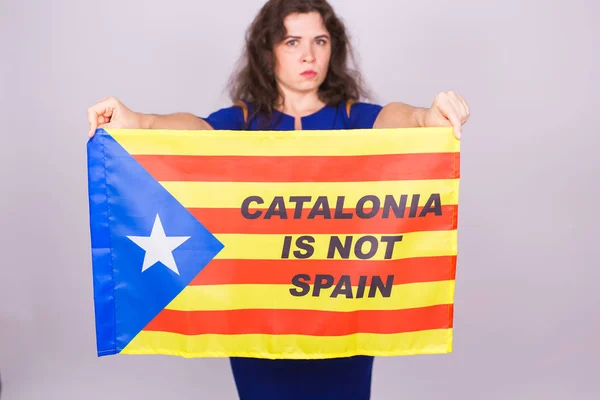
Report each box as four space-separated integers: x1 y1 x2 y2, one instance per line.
87 127 460 359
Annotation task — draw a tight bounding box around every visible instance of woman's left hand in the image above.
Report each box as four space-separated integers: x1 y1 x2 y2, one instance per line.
422 91 470 139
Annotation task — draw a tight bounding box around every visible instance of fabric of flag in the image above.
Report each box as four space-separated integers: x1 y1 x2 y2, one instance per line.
87 126 460 359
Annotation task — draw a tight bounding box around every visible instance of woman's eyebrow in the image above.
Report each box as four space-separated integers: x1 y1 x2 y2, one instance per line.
283 34 330 40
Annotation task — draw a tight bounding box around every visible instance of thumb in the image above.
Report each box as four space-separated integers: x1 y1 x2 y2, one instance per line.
434 103 461 139
448 115 462 139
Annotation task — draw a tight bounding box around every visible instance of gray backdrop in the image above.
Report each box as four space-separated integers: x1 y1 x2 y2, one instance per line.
1 0 599 399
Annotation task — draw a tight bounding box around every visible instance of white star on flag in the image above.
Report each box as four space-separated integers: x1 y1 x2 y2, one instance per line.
126 214 191 275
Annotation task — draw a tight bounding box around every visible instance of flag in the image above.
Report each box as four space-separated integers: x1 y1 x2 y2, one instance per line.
87 126 460 359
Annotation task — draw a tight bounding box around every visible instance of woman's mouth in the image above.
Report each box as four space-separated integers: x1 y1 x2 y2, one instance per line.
301 70 317 78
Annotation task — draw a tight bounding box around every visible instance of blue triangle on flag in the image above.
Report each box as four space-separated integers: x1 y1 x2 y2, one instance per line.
87 129 224 356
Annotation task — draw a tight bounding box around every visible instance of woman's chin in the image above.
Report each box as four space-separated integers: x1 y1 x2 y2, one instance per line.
292 81 322 93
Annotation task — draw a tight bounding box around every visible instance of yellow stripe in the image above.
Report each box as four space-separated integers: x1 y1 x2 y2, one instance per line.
160 179 459 209
122 329 453 359
166 280 454 312
106 127 459 156
214 230 457 261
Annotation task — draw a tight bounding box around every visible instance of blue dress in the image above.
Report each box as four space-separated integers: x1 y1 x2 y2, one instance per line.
201 100 383 400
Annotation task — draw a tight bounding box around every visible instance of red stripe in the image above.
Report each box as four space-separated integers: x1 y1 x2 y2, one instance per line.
133 153 460 182
190 205 458 234
191 256 456 286
144 304 454 336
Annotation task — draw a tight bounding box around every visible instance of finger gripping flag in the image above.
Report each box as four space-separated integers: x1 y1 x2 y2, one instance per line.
87 127 460 359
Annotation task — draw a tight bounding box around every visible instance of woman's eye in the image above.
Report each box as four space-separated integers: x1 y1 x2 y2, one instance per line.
286 40 298 46
316 39 327 45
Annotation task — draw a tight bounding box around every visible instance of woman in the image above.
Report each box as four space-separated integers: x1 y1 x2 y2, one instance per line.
87 0 470 398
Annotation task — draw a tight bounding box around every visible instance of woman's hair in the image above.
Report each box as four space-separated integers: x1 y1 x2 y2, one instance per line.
227 0 370 120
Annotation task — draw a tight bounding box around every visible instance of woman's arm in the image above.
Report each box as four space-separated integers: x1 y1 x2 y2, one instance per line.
374 91 470 138
372 102 428 129
87 97 212 137
141 112 213 130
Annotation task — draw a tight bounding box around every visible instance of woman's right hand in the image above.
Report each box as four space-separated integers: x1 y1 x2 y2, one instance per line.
87 97 143 137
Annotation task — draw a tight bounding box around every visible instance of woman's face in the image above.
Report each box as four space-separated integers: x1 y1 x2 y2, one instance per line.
273 12 332 97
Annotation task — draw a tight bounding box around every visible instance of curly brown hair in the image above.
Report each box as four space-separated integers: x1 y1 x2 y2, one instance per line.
227 0 370 122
